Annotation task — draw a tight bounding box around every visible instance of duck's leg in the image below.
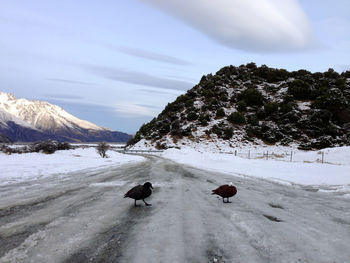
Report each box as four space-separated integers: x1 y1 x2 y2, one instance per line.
223 197 226 203
134 199 141 207
143 199 152 206
227 198 232 203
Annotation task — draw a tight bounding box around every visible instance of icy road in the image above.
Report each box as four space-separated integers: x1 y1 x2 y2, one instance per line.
0 156 349 263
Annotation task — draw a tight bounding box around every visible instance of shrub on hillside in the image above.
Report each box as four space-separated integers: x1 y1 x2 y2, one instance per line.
187 111 198 121
279 103 294 114
246 114 259 126
198 113 210 126
182 126 193 136
288 80 312 100
222 127 233 140
264 102 279 115
255 65 289 82
237 88 264 106
237 100 247 112
227 112 246 124
324 68 339 79
216 108 225 118
313 88 348 113
282 94 295 104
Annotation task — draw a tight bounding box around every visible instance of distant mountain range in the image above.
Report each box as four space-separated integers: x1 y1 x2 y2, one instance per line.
0 92 132 143
130 63 350 150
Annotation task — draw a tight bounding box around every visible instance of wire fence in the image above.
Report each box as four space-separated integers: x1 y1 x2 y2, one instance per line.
219 149 331 164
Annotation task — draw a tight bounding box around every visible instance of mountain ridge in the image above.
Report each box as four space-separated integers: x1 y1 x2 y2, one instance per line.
0 92 131 143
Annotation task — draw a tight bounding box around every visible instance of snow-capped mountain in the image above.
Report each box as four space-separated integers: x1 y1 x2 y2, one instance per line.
0 92 102 131
0 107 37 130
0 92 132 142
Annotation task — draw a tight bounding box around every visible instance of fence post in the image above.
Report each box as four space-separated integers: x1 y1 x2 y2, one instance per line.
290 151 293 162
248 150 250 159
322 152 324 164
235 150 237 156
266 151 268 160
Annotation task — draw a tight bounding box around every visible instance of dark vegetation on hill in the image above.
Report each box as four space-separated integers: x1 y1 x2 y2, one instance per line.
129 63 350 150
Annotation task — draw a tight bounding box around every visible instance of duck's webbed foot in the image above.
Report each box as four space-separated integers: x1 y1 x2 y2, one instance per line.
143 199 152 206
223 198 232 203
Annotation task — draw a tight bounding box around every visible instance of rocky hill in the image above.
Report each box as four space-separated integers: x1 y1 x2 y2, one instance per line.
130 63 350 150
0 92 132 143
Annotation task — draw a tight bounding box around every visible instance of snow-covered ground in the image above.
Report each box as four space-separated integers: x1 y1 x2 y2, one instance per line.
160 146 350 196
2 142 349 194
0 147 145 186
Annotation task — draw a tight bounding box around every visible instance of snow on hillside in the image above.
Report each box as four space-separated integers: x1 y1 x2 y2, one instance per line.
0 148 145 186
0 92 103 131
161 147 350 196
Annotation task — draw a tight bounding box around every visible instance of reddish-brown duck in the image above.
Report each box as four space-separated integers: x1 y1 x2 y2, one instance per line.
212 183 237 203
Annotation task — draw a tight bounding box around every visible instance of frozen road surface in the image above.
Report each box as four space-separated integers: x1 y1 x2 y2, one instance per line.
0 156 349 263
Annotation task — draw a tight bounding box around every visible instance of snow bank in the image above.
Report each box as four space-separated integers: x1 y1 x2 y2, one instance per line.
0 148 144 185
162 148 350 186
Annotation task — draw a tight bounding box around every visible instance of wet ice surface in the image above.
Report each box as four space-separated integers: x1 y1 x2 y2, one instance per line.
0 156 350 263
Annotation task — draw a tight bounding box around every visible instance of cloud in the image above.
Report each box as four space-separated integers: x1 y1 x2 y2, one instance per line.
139 0 314 52
114 103 159 117
43 94 85 100
136 103 162 109
85 65 194 91
117 46 192 66
52 98 159 118
46 78 95 86
138 88 183 95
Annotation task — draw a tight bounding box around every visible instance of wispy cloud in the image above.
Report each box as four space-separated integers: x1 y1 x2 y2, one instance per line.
44 94 85 100
138 88 183 95
46 78 95 86
114 103 159 117
85 65 194 91
116 46 192 66
40 98 114 111
136 103 162 109
139 0 315 52
50 98 159 118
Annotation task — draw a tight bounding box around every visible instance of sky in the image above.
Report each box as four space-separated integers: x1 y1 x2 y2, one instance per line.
0 0 349 133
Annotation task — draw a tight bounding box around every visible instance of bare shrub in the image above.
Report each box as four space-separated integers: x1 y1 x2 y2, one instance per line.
97 142 110 158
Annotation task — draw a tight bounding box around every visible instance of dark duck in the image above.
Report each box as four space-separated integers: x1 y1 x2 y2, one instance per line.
124 182 153 207
212 182 237 203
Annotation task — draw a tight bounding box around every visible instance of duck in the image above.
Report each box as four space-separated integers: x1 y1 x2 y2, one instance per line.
124 182 153 207
212 182 237 203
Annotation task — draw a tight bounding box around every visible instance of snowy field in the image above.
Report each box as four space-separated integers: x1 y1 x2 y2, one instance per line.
0 147 145 186
161 147 350 197
1 144 349 194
